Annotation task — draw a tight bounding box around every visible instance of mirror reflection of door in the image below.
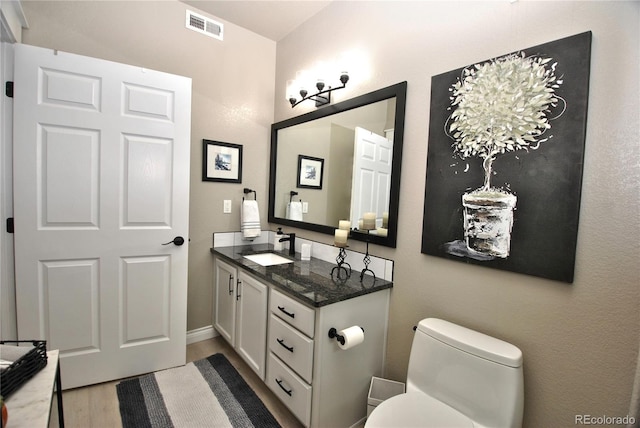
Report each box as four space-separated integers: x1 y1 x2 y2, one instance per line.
350 127 393 232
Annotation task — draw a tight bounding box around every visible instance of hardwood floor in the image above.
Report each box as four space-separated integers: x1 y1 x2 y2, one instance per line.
50 336 304 428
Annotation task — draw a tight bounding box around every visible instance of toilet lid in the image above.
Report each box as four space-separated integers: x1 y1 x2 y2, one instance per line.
365 392 474 428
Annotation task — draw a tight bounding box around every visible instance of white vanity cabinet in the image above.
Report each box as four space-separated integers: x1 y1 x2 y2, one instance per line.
213 258 268 379
212 246 392 428
266 288 390 428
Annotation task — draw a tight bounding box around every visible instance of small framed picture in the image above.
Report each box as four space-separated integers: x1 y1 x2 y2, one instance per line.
202 140 243 183
297 155 324 189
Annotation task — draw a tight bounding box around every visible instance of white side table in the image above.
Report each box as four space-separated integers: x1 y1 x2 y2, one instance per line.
5 350 64 428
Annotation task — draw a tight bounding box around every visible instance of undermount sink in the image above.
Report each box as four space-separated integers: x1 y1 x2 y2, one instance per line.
243 253 294 267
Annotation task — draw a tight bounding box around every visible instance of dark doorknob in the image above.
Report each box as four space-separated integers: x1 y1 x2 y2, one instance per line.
162 236 185 246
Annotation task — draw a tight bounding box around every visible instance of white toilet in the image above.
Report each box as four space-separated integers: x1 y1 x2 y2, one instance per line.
366 318 524 428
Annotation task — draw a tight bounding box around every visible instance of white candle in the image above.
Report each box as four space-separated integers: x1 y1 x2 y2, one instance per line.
376 227 388 237
382 212 389 228
334 229 348 247
338 220 351 230
363 212 376 230
358 219 364 230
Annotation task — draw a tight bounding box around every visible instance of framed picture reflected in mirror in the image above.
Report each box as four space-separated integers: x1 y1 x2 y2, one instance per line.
297 155 324 189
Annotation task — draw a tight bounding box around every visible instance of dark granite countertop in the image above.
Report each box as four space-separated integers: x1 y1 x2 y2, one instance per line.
211 244 392 308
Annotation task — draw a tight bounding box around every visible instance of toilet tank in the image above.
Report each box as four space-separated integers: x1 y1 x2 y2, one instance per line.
407 319 524 428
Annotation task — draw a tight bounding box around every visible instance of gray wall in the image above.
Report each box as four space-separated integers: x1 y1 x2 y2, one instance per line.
273 2 639 427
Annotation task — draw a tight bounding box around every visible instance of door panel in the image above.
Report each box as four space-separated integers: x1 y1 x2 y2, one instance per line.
40 67 101 111
40 125 100 228
120 255 170 345
13 43 192 389
123 83 174 121
123 135 173 226
42 258 100 354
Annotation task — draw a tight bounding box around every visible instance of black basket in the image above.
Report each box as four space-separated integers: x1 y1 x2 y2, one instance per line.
0 340 48 399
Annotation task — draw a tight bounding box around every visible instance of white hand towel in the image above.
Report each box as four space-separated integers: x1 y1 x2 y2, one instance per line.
287 201 303 221
241 200 261 239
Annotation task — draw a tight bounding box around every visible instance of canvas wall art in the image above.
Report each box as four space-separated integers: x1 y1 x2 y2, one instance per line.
421 32 592 283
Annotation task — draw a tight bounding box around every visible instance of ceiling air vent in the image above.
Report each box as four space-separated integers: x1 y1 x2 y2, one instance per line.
186 10 223 41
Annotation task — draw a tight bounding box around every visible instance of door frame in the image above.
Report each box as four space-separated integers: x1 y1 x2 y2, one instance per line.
0 41 16 341
1 0 27 342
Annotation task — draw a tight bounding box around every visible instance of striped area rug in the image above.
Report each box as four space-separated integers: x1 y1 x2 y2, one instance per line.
117 353 281 428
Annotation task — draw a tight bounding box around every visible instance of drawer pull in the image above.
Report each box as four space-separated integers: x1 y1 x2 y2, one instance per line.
276 378 292 396
228 275 234 295
276 338 294 353
277 306 295 319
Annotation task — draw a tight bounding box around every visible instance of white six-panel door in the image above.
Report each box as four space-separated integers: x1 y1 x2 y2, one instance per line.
13 44 192 389
350 127 392 228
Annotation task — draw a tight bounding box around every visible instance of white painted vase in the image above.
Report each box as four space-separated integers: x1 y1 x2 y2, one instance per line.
462 189 517 258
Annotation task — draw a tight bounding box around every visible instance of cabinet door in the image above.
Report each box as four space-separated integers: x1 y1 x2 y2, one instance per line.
214 259 237 346
236 271 268 380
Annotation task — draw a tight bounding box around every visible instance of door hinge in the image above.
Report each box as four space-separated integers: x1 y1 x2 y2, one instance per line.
5 81 13 98
6 218 14 233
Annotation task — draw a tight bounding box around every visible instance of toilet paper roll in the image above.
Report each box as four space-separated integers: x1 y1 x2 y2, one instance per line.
338 326 365 350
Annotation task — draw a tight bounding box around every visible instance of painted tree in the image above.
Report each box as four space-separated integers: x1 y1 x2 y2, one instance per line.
448 52 564 191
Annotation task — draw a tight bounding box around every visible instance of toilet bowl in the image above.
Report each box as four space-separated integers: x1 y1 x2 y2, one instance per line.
366 391 473 427
365 318 524 428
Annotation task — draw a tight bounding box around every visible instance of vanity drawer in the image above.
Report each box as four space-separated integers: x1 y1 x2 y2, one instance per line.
270 289 315 338
269 314 314 383
267 352 312 428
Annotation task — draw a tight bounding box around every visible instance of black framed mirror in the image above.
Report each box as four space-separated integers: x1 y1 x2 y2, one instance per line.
268 82 407 247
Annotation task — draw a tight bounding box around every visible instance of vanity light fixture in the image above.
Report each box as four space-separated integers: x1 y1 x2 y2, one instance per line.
286 68 349 108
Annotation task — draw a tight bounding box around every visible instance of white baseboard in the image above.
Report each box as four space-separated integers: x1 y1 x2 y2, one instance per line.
186 325 219 345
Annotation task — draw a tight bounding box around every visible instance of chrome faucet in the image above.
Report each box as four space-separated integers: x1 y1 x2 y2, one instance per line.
279 233 296 256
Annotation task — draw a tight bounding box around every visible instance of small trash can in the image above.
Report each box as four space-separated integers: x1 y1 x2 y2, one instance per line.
367 376 406 417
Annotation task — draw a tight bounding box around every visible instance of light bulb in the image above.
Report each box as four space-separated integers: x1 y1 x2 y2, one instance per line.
286 80 298 105
296 70 311 97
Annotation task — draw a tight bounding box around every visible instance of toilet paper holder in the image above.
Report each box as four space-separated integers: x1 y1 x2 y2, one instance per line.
328 326 364 345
